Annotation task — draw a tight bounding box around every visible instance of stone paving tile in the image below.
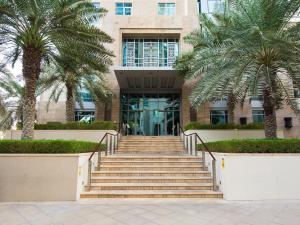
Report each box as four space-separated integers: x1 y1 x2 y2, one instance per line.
0 200 300 225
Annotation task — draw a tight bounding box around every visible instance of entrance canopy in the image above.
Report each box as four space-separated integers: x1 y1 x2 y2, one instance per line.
114 67 184 91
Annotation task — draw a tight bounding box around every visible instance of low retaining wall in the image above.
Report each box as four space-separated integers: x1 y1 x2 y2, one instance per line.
186 129 284 143
2 130 116 143
204 152 300 200
0 153 98 201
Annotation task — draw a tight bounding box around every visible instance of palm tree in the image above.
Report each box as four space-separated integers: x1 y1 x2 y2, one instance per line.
0 63 9 126
40 58 111 122
0 0 112 139
177 0 300 138
0 69 45 130
176 11 238 124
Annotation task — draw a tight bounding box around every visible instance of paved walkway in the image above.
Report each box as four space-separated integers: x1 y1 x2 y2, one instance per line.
0 199 300 225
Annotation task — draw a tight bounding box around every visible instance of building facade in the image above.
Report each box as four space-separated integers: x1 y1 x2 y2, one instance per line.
37 0 300 137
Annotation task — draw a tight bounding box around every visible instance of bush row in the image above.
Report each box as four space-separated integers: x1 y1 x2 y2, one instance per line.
33 121 117 130
0 140 102 154
185 122 264 130
198 139 300 153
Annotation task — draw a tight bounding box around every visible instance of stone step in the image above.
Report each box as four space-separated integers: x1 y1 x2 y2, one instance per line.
102 156 201 161
117 149 185 151
122 136 179 139
98 166 206 171
91 176 212 183
86 183 213 191
118 146 185 149
115 151 186 155
118 145 184 148
117 148 185 151
80 190 223 198
119 142 182 145
100 161 202 166
92 171 211 177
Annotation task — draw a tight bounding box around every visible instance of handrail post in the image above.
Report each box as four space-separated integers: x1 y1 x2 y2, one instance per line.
110 134 113 155
87 160 92 191
194 134 197 156
189 135 192 155
97 146 101 168
177 123 179 137
202 148 206 167
106 134 109 156
212 159 217 191
113 135 118 154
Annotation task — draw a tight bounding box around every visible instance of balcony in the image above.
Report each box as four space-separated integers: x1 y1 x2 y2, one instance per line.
122 38 179 68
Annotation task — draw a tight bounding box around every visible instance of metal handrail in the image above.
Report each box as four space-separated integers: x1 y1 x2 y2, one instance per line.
87 126 122 191
178 124 217 191
178 126 216 160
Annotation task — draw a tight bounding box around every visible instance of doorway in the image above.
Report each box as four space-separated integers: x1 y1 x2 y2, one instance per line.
121 93 180 136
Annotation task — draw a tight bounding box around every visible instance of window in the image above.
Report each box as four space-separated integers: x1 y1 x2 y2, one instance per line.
158 3 176 16
115 2 132 15
91 2 100 26
92 2 100 9
240 117 247 125
198 0 225 14
252 110 264 123
80 92 93 102
123 38 179 67
75 111 95 123
210 110 228 124
251 96 263 101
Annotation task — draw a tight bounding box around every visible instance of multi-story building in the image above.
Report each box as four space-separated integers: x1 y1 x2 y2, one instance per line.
37 0 300 137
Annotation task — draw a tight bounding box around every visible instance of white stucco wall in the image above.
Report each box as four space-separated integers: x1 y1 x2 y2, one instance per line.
186 129 284 143
2 130 116 143
0 153 99 201
203 152 300 200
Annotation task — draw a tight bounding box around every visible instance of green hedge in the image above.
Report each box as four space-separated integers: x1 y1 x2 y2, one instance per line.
185 122 264 130
0 140 102 154
198 139 300 153
34 121 117 130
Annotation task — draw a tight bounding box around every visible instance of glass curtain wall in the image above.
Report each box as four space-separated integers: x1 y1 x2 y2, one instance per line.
123 39 179 67
121 93 180 136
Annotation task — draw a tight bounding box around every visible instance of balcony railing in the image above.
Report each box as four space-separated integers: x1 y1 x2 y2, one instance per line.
122 38 179 68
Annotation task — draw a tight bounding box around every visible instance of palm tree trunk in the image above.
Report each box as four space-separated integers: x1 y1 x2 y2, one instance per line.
66 81 75 122
21 48 42 140
227 91 236 124
263 87 277 138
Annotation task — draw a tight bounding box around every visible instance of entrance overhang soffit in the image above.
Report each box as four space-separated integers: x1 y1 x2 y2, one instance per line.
114 67 184 90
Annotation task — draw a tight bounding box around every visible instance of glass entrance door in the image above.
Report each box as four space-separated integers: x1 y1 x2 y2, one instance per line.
121 93 180 136
127 110 144 135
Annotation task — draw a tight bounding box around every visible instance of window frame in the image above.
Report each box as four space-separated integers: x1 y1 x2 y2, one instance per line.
252 110 265 124
115 2 133 15
122 38 179 67
158 2 176 16
80 92 93 102
210 109 228 125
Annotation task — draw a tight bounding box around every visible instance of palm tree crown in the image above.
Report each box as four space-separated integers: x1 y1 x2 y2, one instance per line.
176 0 300 138
0 0 113 139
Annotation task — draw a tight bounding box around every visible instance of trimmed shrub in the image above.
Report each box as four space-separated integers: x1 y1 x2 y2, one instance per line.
34 121 117 130
0 140 102 154
198 139 300 153
185 122 264 130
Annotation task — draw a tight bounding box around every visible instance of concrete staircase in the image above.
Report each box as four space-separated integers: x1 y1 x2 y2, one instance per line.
81 136 223 198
